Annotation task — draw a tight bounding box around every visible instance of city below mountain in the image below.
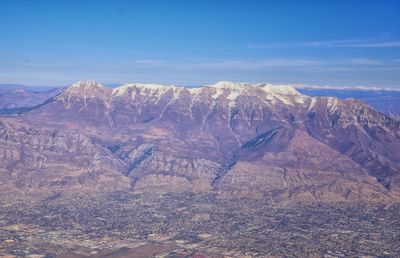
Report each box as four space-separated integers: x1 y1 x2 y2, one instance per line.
1 80 399 203
1 80 400 257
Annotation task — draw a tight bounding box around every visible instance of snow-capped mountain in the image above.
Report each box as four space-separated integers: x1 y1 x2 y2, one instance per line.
0 81 399 202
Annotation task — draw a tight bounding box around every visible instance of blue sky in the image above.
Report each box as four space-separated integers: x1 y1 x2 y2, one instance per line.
0 0 399 87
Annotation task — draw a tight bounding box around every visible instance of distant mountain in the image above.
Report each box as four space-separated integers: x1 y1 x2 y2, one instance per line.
0 81 399 202
0 87 63 110
298 88 400 119
0 83 62 91
2 83 399 119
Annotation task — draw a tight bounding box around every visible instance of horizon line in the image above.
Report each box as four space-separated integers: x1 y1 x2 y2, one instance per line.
2 81 400 92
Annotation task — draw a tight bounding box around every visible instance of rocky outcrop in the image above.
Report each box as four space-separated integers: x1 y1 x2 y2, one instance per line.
217 130 393 202
304 98 400 190
0 121 131 197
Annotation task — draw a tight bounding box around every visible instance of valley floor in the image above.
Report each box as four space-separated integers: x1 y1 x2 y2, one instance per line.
0 192 399 257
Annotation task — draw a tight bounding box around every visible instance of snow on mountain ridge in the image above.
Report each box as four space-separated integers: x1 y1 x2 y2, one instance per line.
63 80 309 106
63 81 111 101
208 81 250 90
113 83 178 93
66 80 302 95
69 80 104 89
259 83 301 95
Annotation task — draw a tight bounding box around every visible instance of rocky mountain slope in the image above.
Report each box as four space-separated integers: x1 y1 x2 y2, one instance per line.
0 81 399 202
298 88 400 119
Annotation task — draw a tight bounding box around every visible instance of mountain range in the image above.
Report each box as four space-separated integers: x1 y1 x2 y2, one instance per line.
0 87 63 111
298 88 400 120
2 83 400 119
0 81 399 202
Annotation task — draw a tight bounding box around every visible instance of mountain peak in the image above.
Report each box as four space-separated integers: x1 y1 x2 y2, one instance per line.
258 83 301 95
209 81 250 90
208 81 301 96
64 80 111 99
112 83 182 97
69 80 104 89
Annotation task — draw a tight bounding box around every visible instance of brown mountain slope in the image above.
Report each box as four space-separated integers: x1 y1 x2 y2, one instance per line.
217 130 389 202
0 120 130 198
0 81 399 202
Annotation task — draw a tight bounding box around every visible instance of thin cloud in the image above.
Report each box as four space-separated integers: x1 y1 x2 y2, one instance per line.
4 57 397 86
340 42 400 48
110 58 325 71
5 57 394 74
133 59 168 65
248 39 400 49
344 58 382 65
181 59 323 70
126 58 393 70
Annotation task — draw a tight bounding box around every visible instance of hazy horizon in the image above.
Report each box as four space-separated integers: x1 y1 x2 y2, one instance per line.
2 81 400 92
